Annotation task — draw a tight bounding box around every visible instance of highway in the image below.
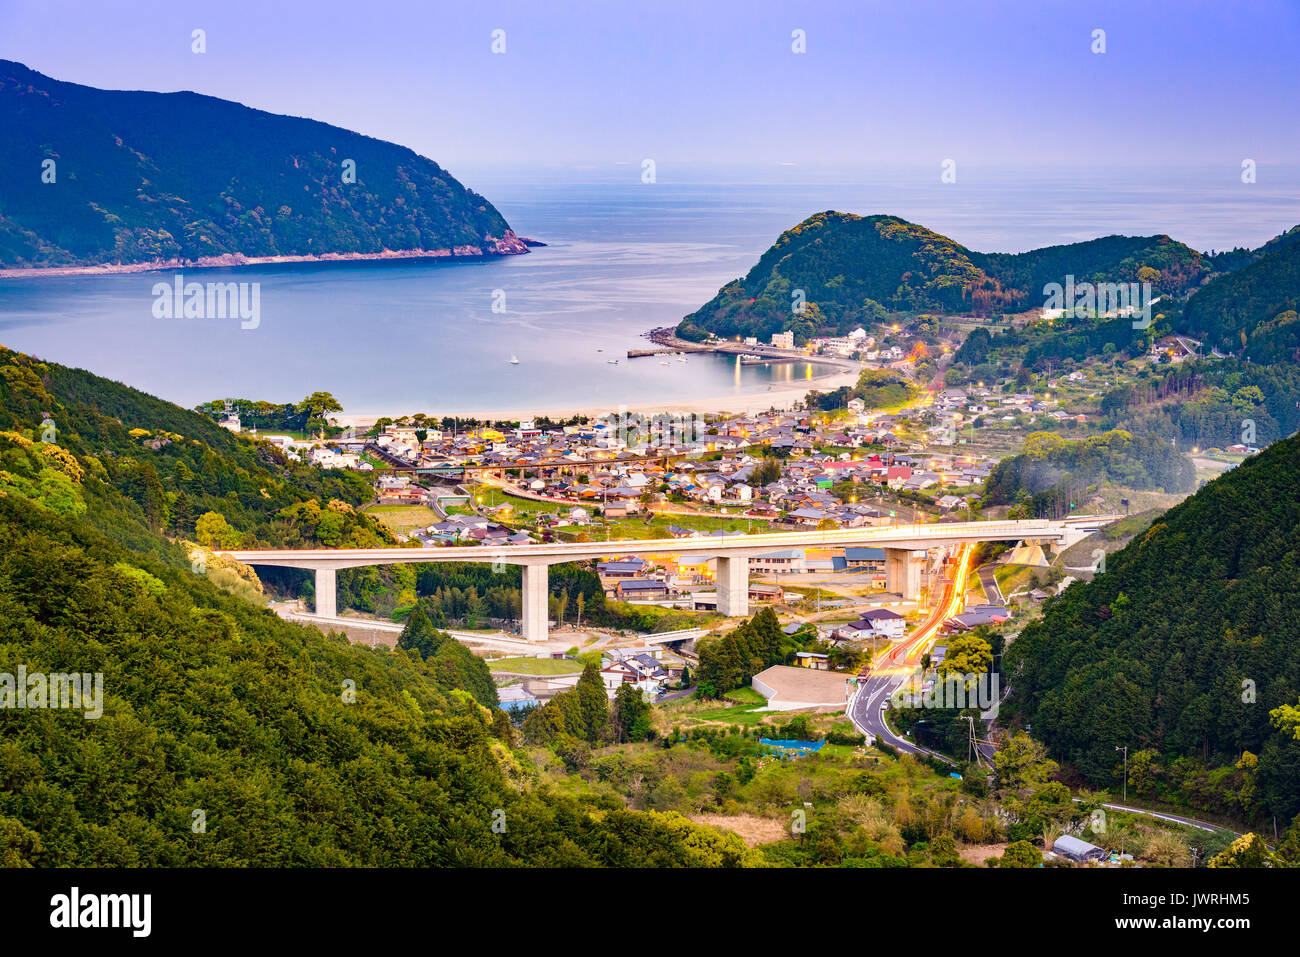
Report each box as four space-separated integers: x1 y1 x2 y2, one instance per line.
847 543 976 762
222 517 1111 568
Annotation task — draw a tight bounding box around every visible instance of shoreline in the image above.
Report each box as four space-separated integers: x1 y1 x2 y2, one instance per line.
335 362 863 428
0 234 541 280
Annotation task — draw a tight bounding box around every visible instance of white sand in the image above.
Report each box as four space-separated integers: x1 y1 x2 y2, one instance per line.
335 367 861 428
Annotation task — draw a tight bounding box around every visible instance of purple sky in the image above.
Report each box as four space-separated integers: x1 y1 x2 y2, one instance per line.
2 0 1297 171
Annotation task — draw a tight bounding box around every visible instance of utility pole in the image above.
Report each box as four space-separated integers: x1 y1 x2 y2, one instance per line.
1115 745 1128 802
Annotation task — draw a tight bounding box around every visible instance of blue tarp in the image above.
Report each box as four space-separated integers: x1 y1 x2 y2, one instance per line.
759 738 825 757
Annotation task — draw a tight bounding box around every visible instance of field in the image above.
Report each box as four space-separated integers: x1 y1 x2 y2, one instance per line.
367 504 440 534
471 484 759 541
487 656 584 676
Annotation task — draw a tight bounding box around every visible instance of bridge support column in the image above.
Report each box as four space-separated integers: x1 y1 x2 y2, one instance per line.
716 555 749 618
522 564 549 642
885 548 926 601
315 567 337 618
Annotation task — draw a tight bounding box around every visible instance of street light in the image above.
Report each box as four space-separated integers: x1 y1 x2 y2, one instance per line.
1115 745 1128 802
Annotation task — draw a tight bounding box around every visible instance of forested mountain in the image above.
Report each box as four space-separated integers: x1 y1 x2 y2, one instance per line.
677 211 1207 341
1096 359 1300 451
1180 225 1300 361
1005 432 1300 824
0 348 757 866
0 345 389 556
0 60 527 268
984 429 1197 513
0 494 759 866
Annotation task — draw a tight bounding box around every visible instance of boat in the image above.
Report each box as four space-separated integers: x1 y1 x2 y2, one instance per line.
658 360 670 366
607 358 619 364
508 355 520 365
676 354 688 363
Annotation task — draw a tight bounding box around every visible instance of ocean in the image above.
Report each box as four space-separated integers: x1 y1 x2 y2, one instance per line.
1 162 1297 418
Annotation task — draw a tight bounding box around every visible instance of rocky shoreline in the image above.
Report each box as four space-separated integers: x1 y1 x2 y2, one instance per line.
0 230 544 280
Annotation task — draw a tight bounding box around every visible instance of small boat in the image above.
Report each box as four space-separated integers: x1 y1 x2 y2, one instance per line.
607 358 619 364
659 360 670 366
676 354 688 363
509 355 520 365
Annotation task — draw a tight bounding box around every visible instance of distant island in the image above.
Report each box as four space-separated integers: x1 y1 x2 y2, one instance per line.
0 60 536 273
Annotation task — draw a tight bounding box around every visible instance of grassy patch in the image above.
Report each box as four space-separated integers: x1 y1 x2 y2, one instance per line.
487 656 583 676
368 504 439 534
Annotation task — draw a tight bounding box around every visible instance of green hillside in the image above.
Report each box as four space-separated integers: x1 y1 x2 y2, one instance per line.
0 60 525 268
0 345 388 555
0 494 755 866
0 346 757 866
677 211 1208 341
1180 225 1300 361
1005 432 1300 824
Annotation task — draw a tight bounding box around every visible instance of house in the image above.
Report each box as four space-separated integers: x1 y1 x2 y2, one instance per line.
597 558 648 578
749 549 806 575
843 546 886 569
947 604 1010 631
860 608 906 639
748 582 785 604
795 652 830 671
601 651 671 697
615 579 671 600
788 506 834 526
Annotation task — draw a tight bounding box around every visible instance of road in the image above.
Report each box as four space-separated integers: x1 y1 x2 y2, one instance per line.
977 564 1004 605
847 544 976 763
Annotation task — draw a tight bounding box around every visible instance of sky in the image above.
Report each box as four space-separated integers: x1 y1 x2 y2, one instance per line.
2 0 1298 175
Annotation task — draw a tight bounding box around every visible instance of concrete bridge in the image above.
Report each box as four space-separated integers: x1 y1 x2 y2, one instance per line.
221 516 1114 642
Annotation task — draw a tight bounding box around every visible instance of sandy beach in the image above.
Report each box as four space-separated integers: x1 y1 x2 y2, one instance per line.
334 364 862 429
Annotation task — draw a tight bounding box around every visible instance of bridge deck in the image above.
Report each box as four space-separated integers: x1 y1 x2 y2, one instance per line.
221 517 1117 569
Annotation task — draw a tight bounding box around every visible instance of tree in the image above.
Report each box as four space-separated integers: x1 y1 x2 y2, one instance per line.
137 461 169 530
936 632 992 678
1207 833 1270 869
1128 749 1159 797
998 840 1042 868
297 391 343 435
575 662 609 743
195 510 240 548
994 733 1059 791
613 683 653 743
752 458 782 488
398 605 441 659
930 833 959 867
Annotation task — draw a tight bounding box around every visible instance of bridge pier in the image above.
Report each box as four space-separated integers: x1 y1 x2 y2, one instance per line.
315 567 337 618
716 555 749 617
522 563 549 642
885 548 926 601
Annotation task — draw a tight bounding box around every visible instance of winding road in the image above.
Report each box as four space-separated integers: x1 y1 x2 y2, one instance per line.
847 544 976 763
